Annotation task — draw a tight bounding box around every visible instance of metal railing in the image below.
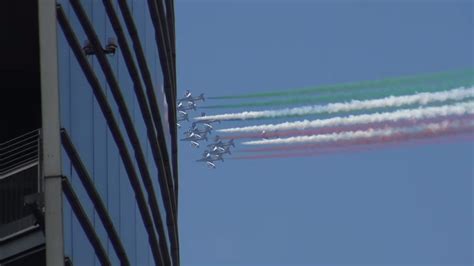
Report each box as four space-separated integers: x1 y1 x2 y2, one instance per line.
0 129 42 240
1 130 40 178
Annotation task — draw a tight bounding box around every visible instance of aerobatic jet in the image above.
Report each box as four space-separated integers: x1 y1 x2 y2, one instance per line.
202 152 226 163
177 111 189 128
180 132 209 147
196 154 224 169
192 112 221 129
176 111 189 128
203 146 232 158
177 90 205 105
207 135 235 151
178 111 189 121
177 101 197 112
184 124 212 137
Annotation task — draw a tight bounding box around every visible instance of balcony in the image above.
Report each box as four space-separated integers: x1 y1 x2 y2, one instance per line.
0 129 43 244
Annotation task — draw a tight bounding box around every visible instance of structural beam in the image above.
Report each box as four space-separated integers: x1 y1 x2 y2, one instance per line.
39 1 64 265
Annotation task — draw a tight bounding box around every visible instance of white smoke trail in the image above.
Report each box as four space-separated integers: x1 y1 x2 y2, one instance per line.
218 101 474 133
197 87 474 121
242 119 474 145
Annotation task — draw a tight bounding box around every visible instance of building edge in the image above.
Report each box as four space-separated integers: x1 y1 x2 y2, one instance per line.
38 1 64 265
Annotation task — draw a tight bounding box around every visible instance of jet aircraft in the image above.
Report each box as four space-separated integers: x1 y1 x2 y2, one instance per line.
177 101 197 112
196 154 224 169
177 111 190 128
177 90 205 105
176 111 190 128
178 111 189 122
180 132 209 147
184 124 212 137
203 146 231 158
207 135 235 151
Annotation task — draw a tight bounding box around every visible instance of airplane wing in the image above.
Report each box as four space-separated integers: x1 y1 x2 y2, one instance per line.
206 161 216 168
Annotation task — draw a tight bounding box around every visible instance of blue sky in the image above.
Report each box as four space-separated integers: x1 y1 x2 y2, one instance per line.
175 1 473 265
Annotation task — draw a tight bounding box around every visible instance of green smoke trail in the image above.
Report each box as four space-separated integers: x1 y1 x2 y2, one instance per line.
208 69 474 101
202 74 474 109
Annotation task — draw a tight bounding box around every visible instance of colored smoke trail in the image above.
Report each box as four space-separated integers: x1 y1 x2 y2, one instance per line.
242 119 474 145
238 117 474 153
221 114 474 140
231 130 474 160
218 101 474 133
232 123 473 159
209 69 474 100
203 77 474 109
197 87 474 122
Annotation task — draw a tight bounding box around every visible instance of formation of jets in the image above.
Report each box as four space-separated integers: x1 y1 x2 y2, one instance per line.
177 90 236 169
177 90 284 169
177 90 211 148
176 90 204 128
196 136 235 168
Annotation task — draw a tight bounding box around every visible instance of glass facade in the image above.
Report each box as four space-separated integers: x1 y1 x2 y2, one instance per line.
56 0 178 265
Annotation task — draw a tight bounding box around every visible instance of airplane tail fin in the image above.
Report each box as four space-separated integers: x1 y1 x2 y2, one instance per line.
229 139 235 147
201 112 206 117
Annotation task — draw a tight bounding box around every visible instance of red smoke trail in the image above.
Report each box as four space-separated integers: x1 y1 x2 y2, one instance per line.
222 114 474 140
238 116 474 153
231 127 473 160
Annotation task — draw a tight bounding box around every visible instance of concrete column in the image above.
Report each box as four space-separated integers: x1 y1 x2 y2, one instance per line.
38 0 64 265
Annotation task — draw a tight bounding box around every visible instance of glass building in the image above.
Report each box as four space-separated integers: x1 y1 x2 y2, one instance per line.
0 0 179 265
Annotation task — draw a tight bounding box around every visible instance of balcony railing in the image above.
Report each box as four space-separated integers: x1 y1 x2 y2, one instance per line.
1 130 40 178
0 129 42 241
